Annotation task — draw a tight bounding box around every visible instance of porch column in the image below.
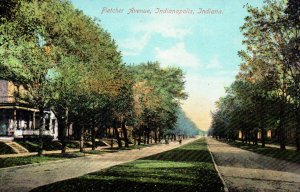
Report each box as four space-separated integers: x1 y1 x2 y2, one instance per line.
32 112 36 130
28 112 31 130
13 109 17 130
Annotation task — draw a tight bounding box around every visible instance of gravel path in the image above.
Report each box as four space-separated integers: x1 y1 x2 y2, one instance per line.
0 137 198 192
207 137 300 192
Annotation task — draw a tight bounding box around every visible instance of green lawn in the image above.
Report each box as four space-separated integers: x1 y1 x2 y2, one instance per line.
31 139 224 192
106 143 152 151
15 140 98 152
84 143 152 154
227 141 300 164
83 150 108 155
16 140 63 152
0 153 84 168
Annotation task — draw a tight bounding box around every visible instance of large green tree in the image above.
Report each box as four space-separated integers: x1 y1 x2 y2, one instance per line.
130 62 187 144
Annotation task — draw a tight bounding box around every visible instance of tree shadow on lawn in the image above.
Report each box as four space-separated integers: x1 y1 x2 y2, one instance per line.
30 139 224 192
31 176 214 192
140 148 212 163
31 161 222 192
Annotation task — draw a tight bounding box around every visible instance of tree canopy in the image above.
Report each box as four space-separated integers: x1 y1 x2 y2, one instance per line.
0 0 199 153
210 0 300 151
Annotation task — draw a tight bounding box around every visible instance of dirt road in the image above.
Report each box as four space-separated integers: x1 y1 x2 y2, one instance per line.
207 137 300 192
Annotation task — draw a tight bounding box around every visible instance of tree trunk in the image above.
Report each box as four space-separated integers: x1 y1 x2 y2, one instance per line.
91 127 96 150
261 127 266 148
258 102 266 147
246 130 250 144
80 126 84 152
38 107 45 156
278 65 287 150
241 131 244 143
57 118 64 140
134 135 136 145
61 108 68 154
278 103 286 150
254 129 258 145
296 108 300 152
113 120 122 148
147 131 150 144
154 129 158 144
296 127 300 152
121 119 129 147
144 132 146 144
138 126 141 145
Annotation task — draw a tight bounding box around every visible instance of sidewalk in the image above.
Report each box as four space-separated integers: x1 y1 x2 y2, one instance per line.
0 137 199 192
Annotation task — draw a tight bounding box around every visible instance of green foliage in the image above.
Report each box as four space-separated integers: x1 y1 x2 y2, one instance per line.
0 0 190 151
211 0 300 150
129 62 188 138
174 107 200 136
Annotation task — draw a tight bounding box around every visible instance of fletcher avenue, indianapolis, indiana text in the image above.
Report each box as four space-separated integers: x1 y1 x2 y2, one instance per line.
101 7 223 15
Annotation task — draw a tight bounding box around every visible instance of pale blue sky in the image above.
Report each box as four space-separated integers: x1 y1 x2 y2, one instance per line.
70 0 264 130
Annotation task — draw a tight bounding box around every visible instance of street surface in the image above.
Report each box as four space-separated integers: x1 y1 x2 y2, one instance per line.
207 137 300 192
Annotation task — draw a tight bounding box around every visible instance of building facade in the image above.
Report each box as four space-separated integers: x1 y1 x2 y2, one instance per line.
0 80 58 140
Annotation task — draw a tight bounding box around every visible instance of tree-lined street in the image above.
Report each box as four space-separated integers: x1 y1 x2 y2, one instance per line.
1 0 300 192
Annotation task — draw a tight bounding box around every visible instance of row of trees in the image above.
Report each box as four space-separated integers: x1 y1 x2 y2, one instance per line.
209 0 300 151
0 0 198 155
174 108 202 137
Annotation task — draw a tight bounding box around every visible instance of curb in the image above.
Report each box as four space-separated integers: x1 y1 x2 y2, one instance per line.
206 137 229 192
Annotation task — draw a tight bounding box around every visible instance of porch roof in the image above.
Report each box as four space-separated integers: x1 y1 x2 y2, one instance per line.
0 105 39 112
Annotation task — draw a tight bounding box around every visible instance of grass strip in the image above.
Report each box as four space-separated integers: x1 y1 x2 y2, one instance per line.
226 141 300 164
31 138 225 192
106 143 152 151
15 140 96 152
0 142 16 155
0 153 85 168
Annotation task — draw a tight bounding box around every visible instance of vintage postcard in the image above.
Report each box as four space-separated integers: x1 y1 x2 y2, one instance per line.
0 0 299 191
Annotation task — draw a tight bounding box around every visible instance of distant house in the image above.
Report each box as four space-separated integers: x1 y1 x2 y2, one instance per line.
0 80 58 140
238 129 272 140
